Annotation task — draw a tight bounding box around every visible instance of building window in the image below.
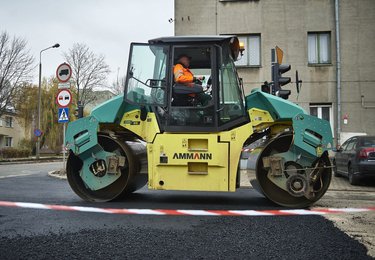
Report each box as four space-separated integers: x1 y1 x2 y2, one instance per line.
310 103 334 135
5 137 12 147
235 34 261 67
308 32 331 64
5 116 13 128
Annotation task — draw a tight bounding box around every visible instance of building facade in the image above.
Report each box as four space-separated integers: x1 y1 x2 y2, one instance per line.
174 0 375 144
0 111 25 149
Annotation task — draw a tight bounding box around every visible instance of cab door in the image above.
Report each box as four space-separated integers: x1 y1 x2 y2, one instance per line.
124 43 170 107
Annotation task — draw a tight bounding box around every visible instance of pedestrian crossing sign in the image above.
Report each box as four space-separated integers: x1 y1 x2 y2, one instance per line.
58 107 69 123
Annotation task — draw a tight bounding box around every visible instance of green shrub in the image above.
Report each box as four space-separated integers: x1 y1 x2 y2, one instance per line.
19 138 34 151
0 147 31 159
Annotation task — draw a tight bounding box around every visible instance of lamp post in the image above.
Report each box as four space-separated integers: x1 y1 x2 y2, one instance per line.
36 43 60 160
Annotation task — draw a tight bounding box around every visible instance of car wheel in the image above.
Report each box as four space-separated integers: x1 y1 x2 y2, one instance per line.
333 160 340 177
348 166 359 185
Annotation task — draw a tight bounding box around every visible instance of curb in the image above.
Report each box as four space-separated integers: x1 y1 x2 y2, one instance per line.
48 170 67 180
0 158 63 165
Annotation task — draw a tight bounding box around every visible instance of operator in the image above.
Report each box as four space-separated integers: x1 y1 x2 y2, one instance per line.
173 54 211 106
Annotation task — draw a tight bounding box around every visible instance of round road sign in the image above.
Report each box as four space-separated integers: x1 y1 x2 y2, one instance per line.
34 129 43 137
56 89 72 107
56 63 72 83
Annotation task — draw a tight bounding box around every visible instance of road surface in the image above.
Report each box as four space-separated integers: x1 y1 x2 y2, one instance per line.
0 162 372 259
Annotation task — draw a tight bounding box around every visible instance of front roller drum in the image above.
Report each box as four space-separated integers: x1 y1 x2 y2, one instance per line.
255 134 332 208
67 135 147 202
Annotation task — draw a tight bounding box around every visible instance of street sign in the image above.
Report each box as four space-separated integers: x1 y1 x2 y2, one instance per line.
56 63 72 83
56 89 72 107
58 107 69 123
58 82 70 89
34 129 43 137
275 46 284 64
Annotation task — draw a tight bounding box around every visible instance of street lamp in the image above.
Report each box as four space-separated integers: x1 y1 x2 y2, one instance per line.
36 43 60 160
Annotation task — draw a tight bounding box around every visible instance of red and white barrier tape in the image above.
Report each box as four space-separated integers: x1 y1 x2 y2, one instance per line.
0 200 374 216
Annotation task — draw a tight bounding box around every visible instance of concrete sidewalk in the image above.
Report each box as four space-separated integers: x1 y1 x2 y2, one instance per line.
0 156 63 165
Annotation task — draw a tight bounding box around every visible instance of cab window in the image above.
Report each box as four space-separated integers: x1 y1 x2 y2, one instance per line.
167 46 216 129
125 44 168 106
218 49 247 125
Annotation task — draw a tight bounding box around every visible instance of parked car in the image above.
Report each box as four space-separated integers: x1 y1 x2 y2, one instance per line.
333 136 375 185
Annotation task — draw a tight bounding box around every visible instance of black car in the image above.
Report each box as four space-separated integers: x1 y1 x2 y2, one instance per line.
333 136 375 185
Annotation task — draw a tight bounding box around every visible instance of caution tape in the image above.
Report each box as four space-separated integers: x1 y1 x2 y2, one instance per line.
0 200 374 216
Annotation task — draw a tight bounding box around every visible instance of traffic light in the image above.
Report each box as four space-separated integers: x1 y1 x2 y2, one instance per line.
271 46 291 99
75 101 84 118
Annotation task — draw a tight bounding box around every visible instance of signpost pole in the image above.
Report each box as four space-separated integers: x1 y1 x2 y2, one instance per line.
63 123 66 169
56 62 72 169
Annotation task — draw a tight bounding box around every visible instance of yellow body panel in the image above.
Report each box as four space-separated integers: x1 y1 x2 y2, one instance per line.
148 134 229 191
120 109 277 192
120 110 160 142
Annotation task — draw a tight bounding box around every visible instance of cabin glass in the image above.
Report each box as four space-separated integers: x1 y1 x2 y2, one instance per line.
166 46 216 129
125 44 168 106
219 49 247 125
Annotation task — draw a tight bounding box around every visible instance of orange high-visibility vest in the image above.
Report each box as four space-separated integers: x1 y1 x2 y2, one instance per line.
173 64 194 84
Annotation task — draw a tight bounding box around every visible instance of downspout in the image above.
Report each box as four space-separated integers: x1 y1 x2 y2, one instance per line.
335 0 341 146
215 0 218 34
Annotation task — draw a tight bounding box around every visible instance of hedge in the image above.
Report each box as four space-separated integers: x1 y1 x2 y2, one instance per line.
0 147 31 159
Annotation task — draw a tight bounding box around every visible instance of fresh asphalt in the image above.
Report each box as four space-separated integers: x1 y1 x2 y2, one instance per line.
0 162 371 259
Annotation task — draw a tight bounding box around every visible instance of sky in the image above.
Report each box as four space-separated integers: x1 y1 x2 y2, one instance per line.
0 0 174 86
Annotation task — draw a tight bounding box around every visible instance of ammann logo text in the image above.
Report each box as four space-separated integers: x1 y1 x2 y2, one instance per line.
173 153 212 160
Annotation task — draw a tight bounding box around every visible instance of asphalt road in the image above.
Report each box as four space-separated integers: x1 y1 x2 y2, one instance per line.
0 162 372 259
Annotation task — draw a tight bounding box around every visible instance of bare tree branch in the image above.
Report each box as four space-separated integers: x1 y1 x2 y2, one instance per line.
63 43 110 107
0 31 34 116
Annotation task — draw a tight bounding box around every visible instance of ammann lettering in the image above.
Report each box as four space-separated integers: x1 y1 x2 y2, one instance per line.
173 153 212 160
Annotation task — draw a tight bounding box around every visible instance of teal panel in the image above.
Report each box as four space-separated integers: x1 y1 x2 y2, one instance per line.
91 94 139 124
292 113 334 157
65 116 99 155
78 145 121 191
245 89 306 120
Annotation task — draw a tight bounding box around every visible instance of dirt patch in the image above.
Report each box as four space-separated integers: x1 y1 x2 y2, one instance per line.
48 169 67 180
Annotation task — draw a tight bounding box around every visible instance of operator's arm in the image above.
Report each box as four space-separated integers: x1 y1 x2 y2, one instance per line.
174 64 193 83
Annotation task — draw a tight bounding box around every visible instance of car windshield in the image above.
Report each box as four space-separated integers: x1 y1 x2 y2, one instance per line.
360 137 375 147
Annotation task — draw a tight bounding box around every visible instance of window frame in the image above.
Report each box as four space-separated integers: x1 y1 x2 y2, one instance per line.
344 138 357 151
5 116 13 128
309 103 334 136
307 32 332 65
233 34 261 67
5 137 12 147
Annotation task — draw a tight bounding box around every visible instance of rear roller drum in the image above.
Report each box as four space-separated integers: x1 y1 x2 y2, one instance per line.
255 134 332 208
67 135 146 202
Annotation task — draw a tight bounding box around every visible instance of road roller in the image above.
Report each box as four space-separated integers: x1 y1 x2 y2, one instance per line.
65 36 333 208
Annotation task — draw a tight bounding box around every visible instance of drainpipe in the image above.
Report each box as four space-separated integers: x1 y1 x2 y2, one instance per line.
215 0 218 34
335 0 341 146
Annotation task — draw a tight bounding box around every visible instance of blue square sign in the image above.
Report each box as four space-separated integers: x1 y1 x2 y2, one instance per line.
58 107 69 123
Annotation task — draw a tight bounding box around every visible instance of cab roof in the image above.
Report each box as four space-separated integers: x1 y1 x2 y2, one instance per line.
149 35 236 44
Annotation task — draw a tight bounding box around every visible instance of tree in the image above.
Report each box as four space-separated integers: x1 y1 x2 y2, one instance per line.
16 78 77 154
110 74 125 95
63 43 110 108
0 31 34 117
